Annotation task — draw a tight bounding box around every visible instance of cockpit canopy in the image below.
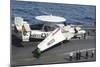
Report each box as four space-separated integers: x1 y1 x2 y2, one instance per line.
30 24 58 32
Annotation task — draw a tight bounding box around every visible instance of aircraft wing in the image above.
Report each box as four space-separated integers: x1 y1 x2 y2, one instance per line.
37 28 66 52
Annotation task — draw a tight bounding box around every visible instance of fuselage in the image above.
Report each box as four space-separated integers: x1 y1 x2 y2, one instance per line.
29 24 85 40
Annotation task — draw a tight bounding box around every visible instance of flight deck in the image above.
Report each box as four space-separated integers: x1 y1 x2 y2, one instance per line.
11 28 96 66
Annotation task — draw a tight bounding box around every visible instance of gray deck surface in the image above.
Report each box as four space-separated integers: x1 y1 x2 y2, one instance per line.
11 29 96 66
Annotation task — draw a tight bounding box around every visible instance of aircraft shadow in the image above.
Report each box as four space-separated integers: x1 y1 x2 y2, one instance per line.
11 34 23 47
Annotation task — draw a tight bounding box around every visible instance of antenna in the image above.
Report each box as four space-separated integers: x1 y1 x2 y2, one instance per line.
35 15 66 25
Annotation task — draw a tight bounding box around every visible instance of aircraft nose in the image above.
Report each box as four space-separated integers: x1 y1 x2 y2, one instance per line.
79 30 86 34
70 29 75 33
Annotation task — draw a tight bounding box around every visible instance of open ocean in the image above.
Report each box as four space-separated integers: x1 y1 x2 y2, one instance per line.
11 0 96 26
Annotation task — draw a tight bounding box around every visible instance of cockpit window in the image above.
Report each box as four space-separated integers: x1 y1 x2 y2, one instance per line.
30 24 57 32
30 24 43 30
44 26 56 32
44 26 50 32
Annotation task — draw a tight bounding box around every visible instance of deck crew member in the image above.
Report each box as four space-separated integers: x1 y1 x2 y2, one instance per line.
69 52 73 61
91 50 95 58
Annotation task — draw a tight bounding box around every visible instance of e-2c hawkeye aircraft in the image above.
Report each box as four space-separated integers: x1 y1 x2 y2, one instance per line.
14 15 86 58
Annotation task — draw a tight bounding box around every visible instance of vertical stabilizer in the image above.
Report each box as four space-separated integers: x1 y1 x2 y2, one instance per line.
15 17 24 32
